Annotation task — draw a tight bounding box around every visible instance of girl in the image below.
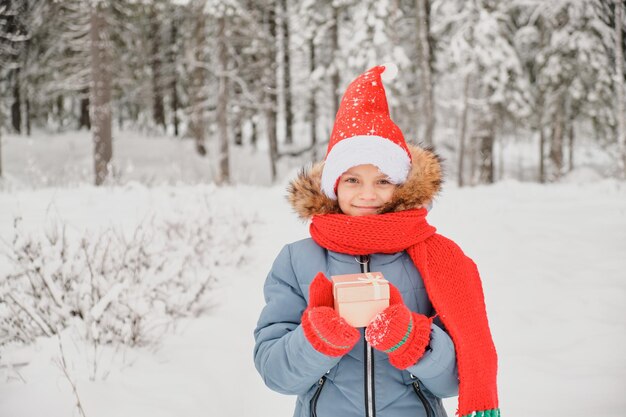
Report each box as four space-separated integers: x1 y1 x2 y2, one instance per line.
253 64 499 417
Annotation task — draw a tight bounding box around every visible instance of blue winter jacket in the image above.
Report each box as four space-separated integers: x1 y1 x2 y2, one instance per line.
254 238 459 417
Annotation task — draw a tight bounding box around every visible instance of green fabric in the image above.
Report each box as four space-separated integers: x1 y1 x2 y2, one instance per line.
461 409 501 417
383 315 413 353
308 310 353 350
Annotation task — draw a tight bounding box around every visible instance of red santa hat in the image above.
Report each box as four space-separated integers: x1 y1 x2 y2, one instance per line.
321 63 412 199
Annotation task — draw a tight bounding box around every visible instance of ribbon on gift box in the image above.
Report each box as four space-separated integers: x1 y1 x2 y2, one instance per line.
360 273 386 299
334 272 387 299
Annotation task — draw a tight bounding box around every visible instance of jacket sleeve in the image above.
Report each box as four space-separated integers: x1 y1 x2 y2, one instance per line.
253 245 341 395
406 321 459 398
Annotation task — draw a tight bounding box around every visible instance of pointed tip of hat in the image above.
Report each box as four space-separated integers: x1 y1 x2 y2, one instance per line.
380 62 398 82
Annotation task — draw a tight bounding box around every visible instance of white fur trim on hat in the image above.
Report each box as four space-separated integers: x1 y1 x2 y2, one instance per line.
380 62 398 82
321 135 411 200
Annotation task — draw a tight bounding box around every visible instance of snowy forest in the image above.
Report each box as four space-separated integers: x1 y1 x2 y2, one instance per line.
1 0 625 187
0 2 625 417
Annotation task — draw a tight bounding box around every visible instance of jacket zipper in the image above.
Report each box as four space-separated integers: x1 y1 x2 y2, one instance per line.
310 376 326 417
359 255 376 417
412 378 435 417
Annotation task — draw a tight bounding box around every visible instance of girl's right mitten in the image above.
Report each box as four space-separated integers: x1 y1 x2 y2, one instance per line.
301 272 360 357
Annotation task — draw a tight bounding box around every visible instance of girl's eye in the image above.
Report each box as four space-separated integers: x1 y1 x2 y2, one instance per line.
378 179 391 185
344 177 358 183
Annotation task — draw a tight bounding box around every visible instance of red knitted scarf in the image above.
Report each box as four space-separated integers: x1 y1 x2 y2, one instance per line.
310 208 499 417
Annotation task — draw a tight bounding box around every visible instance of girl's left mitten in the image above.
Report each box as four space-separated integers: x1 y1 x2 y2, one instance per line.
301 272 360 357
365 283 432 369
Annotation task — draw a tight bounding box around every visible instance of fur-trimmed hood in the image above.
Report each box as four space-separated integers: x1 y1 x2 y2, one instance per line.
287 143 443 219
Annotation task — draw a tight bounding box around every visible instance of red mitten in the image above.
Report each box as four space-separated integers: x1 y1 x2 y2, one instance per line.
365 283 432 369
301 272 360 357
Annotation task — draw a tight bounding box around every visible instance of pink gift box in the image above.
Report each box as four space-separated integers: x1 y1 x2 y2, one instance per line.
332 272 390 328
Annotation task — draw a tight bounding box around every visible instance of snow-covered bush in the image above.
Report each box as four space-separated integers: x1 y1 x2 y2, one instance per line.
0 203 252 348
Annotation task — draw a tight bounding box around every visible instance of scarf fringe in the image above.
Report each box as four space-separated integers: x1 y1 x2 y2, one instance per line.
461 409 501 417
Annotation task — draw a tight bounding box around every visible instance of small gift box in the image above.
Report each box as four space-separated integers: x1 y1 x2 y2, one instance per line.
332 272 390 328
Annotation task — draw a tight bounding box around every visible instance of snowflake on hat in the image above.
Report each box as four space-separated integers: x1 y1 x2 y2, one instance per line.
321 63 412 200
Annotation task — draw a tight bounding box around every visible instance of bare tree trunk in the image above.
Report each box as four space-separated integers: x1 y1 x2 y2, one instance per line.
233 77 243 146
79 88 91 130
90 5 113 186
616 0 626 178
170 17 179 137
232 22 243 147
496 115 505 182
172 81 179 137
251 118 258 149
267 107 278 181
0 128 3 177
498 134 504 181
25 98 31 136
56 95 64 129
188 0 207 156
568 122 575 172
11 69 21 133
22 34 31 136
150 4 166 131
118 106 123 130
469 136 477 186
267 3 279 181
233 78 242 147
216 16 230 184
309 37 318 162
330 6 340 118
476 111 495 184
234 121 243 146
539 124 546 180
549 96 565 180
415 0 434 147
536 96 546 183
281 0 293 145
468 82 481 186
480 136 495 184
457 73 470 187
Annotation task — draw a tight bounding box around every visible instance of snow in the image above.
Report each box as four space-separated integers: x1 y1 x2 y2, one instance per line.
1 137 625 417
0 130 274 190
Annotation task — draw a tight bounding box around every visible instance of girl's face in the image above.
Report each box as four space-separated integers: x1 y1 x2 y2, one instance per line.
336 164 396 216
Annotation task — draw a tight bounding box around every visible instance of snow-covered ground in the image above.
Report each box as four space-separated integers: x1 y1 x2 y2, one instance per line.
0 131 625 417
0 130 278 189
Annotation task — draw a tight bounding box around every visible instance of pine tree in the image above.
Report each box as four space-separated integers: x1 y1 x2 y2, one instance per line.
1 1 26 135
206 0 235 184
186 0 209 156
523 1 616 180
613 0 626 178
301 1 322 159
340 1 419 141
149 1 167 131
415 0 435 147
280 0 293 145
294 0 331 155
266 0 279 180
25 1 91 131
1 0 30 176
90 1 113 185
167 2 183 136
435 0 531 184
